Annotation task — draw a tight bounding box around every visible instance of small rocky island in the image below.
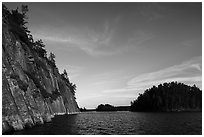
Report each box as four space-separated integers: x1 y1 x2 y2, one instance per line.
2 5 79 133
130 82 202 112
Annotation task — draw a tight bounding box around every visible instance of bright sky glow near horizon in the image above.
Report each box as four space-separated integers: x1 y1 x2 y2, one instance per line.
4 2 202 109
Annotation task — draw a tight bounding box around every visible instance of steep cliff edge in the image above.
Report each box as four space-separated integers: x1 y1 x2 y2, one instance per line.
2 5 80 133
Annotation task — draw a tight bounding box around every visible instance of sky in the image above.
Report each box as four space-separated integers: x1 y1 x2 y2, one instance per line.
4 2 202 109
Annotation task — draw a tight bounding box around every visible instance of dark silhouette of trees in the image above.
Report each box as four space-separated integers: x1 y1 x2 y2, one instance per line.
21 5 28 16
130 82 202 112
47 52 56 68
10 5 28 29
63 69 68 78
79 107 87 112
2 4 10 21
61 69 69 84
3 4 31 44
33 39 47 58
61 69 69 81
48 52 55 63
96 104 116 111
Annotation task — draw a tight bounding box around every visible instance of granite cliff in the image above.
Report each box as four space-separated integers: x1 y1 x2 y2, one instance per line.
2 5 80 133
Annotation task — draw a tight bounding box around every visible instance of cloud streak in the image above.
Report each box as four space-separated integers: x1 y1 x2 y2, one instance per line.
138 3 166 21
31 14 154 57
128 56 201 86
103 56 202 95
31 16 121 56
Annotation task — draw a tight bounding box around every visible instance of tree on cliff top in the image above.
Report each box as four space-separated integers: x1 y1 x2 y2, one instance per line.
61 69 69 83
47 52 57 68
34 39 47 58
63 69 69 80
21 5 28 16
10 5 28 27
48 52 55 63
2 4 39 52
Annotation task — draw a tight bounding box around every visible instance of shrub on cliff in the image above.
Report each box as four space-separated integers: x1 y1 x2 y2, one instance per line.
24 71 51 98
51 89 61 100
33 39 47 58
47 52 56 68
35 58 49 74
10 72 28 92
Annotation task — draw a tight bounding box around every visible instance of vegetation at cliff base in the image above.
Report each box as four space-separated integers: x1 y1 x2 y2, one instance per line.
130 82 202 112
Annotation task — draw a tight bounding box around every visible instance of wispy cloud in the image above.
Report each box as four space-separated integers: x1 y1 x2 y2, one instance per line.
31 15 154 57
78 94 104 100
103 56 202 95
137 3 166 21
103 88 137 93
88 70 128 87
31 16 122 56
181 38 202 48
128 56 201 86
127 30 154 47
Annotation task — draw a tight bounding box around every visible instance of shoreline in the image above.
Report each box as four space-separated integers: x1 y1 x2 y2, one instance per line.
2 112 80 135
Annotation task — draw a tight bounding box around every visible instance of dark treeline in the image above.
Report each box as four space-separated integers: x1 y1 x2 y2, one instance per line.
130 82 202 112
115 106 130 111
96 104 116 111
79 107 96 112
95 104 130 111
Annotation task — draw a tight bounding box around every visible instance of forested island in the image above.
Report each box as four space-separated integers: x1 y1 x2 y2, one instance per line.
96 104 116 111
95 104 130 111
130 82 202 112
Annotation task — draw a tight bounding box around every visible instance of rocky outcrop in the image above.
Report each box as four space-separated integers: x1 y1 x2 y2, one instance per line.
2 5 80 133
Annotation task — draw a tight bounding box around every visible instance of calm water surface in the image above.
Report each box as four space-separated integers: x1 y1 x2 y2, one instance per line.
11 111 202 135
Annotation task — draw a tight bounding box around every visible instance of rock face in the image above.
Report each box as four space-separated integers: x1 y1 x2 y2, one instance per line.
2 6 79 133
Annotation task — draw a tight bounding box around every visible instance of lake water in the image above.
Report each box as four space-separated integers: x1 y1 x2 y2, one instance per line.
10 111 202 135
